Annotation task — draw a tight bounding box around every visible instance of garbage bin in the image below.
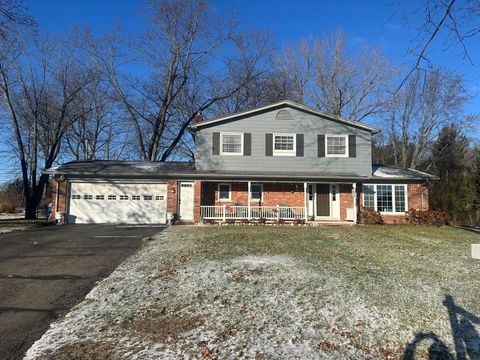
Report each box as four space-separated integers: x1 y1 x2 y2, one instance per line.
55 212 64 225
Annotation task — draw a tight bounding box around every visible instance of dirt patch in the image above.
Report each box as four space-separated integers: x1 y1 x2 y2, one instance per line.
43 340 115 360
131 314 203 342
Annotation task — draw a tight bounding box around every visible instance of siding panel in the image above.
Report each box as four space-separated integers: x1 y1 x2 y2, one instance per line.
196 107 372 175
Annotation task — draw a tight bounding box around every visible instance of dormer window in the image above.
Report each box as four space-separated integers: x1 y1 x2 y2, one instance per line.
325 134 348 157
220 132 243 155
273 133 296 156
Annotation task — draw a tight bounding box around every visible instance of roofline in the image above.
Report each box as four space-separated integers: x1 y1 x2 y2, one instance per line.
191 100 381 134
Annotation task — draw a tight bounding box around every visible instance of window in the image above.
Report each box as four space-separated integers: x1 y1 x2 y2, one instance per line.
326 135 348 157
221 133 243 155
394 185 406 212
218 183 231 201
273 133 295 156
107 195 116 200
362 185 375 210
377 185 393 212
144 195 153 201
132 195 141 200
155 195 164 200
250 184 263 201
96 195 105 200
84 194 92 200
120 195 129 200
72 194 81 200
362 184 408 214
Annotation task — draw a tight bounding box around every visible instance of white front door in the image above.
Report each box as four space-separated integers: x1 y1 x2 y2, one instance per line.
179 182 195 221
330 184 340 220
313 184 341 220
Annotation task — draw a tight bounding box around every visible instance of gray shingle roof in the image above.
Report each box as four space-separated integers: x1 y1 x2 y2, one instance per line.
44 161 437 182
371 165 438 180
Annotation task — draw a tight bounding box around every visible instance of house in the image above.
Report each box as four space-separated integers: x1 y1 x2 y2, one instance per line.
45 100 437 225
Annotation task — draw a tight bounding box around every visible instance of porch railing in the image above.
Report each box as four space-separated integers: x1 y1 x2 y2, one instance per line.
200 205 305 221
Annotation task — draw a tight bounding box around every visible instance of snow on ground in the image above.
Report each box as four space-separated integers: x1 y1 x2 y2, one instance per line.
24 226 479 359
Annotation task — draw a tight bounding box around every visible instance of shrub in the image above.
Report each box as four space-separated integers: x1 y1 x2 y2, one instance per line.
406 209 449 226
360 209 384 225
0 202 16 213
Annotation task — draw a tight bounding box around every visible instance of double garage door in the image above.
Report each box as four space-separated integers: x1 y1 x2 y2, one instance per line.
68 182 168 224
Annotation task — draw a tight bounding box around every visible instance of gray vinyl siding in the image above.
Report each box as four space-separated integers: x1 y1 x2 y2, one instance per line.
195 107 373 176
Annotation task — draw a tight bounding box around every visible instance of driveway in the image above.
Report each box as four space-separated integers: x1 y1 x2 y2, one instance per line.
0 224 165 360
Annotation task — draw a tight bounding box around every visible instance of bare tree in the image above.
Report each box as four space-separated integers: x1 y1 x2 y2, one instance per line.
386 67 476 170
0 35 96 218
396 0 480 90
280 31 396 121
0 0 35 41
79 0 265 162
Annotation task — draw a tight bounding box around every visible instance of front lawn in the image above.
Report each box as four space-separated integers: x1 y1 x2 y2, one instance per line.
25 225 480 359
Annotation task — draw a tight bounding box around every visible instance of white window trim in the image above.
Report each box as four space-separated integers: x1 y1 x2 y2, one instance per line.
220 132 244 156
362 184 408 215
217 183 232 201
273 133 296 156
250 184 263 201
325 134 349 158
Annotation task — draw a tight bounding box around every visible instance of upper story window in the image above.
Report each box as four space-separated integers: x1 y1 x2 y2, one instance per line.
221 133 243 155
325 134 348 157
273 133 295 156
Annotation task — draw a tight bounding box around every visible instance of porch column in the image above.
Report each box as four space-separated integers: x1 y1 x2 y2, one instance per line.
304 182 308 220
247 181 251 220
352 183 358 224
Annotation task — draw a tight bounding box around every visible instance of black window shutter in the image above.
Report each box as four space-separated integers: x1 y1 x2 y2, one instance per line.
318 134 325 157
265 133 273 156
296 134 304 157
212 132 220 155
349 135 356 158
244 133 252 156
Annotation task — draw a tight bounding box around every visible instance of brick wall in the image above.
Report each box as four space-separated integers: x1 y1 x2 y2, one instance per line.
201 182 306 207
51 178 68 223
339 184 354 221
167 180 178 214
360 183 429 224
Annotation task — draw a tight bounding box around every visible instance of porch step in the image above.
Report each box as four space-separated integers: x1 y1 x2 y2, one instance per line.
174 220 195 226
305 221 354 227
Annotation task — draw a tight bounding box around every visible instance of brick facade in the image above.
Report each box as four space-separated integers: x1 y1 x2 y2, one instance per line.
359 183 429 224
51 178 68 224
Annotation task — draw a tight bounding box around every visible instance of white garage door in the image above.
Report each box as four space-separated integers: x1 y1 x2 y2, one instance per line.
68 182 168 224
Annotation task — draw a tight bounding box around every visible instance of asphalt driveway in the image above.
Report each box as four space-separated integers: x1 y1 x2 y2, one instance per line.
0 224 165 360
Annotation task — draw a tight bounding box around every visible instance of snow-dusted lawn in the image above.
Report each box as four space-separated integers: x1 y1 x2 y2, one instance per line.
0 215 44 233
26 226 480 359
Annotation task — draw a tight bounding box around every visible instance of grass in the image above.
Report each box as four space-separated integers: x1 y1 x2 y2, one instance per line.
27 225 480 359
0 218 46 233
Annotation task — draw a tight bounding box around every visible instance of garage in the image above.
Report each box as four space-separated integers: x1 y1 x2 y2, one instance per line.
68 182 168 224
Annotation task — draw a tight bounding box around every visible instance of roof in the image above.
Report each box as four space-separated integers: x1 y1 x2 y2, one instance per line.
44 160 366 181
43 160 196 177
44 161 437 182
190 100 381 134
370 165 438 181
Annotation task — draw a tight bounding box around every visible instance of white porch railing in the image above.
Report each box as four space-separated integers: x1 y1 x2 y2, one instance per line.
200 205 305 221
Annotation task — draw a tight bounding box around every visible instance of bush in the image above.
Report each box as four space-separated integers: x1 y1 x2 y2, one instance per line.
0 202 16 213
360 209 384 225
406 209 449 226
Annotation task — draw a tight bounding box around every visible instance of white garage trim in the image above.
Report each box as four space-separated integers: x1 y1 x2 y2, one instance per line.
68 182 168 224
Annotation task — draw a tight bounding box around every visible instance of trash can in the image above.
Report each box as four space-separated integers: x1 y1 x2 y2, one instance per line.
166 212 175 225
55 212 64 225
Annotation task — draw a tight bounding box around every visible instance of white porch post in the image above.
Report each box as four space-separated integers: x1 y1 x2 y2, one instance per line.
352 183 357 223
304 182 308 220
247 181 251 220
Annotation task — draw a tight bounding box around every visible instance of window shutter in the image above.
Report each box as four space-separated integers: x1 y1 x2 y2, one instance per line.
317 134 325 157
244 133 252 156
212 132 220 155
348 135 356 158
265 133 273 156
296 134 304 157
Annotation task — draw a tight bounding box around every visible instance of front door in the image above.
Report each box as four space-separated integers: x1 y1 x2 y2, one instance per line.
179 182 195 221
316 184 330 217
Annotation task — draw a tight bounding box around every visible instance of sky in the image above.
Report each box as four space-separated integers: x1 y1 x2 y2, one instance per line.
0 0 478 182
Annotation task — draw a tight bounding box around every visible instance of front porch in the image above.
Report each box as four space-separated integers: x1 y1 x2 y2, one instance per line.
197 181 357 223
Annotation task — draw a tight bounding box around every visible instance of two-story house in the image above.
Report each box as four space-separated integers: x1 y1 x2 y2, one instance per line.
46 100 437 225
